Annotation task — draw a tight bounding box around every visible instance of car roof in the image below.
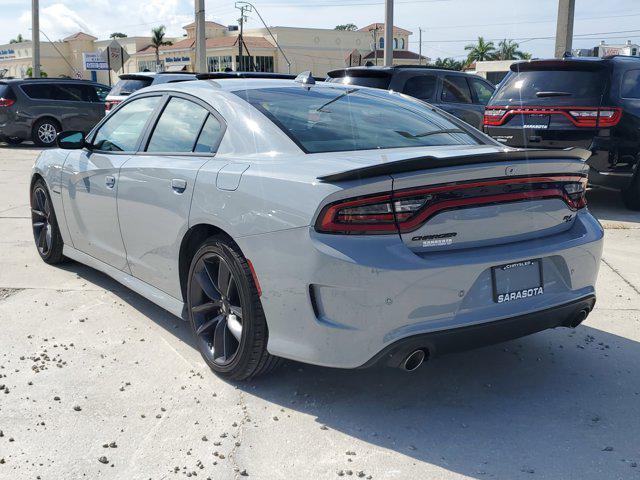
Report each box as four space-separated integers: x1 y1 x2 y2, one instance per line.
1 78 107 86
328 65 469 77
140 78 360 94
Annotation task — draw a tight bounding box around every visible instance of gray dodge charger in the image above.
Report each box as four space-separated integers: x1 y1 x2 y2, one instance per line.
30 74 603 380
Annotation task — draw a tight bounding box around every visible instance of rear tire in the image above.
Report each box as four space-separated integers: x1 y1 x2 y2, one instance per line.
186 235 281 380
31 179 65 264
31 118 60 147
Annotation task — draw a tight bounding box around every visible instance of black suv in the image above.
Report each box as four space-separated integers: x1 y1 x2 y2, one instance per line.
326 66 495 129
484 56 640 209
0 78 110 147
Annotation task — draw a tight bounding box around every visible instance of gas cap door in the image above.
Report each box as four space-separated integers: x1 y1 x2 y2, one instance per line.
216 163 250 191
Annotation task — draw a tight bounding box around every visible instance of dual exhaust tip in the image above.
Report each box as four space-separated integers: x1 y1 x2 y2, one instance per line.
401 349 427 372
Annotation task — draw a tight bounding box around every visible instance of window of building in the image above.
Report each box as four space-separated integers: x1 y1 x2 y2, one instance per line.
138 60 162 72
621 69 640 98
147 97 209 153
379 37 384 49
254 56 274 72
441 75 473 104
207 56 220 72
393 38 398 49
400 38 405 49
235 55 253 71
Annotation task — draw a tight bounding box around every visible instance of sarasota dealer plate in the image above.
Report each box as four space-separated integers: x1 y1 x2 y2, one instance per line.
491 259 544 303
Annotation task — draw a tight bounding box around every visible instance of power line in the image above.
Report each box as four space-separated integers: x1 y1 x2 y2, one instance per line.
410 28 640 44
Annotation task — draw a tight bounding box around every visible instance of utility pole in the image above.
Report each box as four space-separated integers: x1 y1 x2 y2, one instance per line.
372 27 378 66
32 0 40 77
418 27 423 65
238 5 247 71
555 0 575 58
383 0 394 66
195 0 206 72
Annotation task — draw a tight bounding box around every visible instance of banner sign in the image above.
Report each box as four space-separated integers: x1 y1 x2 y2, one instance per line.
83 51 108 71
0 49 16 61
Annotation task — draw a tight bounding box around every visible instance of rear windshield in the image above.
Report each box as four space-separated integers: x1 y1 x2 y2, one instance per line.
0 84 14 100
327 74 391 90
109 78 153 96
492 69 607 104
234 86 478 154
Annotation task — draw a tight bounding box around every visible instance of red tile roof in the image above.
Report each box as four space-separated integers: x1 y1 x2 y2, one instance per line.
362 49 426 60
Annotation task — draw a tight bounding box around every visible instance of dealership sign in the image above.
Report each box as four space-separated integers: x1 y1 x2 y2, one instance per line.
166 56 191 66
0 48 16 61
83 51 109 70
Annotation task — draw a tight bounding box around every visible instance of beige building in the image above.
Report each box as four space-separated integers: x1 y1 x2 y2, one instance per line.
0 21 428 82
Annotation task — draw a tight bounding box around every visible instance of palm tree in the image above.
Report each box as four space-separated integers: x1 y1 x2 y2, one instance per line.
495 39 530 60
464 36 496 63
433 57 465 71
10 33 26 44
150 25 172 71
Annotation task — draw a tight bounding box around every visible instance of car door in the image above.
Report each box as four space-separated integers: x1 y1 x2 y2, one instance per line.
438 74 482 128
61 95 162 271
400 74 437 103
117 94 226 299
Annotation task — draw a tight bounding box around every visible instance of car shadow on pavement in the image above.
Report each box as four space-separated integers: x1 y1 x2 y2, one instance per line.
587 187 640 226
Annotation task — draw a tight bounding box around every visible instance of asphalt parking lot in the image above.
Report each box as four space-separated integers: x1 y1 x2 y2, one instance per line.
0 144 639 480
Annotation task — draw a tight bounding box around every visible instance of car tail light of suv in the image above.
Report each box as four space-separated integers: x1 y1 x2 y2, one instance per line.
316 175 588 235
484 106 623 128
105 100 122 112
0 97 15 108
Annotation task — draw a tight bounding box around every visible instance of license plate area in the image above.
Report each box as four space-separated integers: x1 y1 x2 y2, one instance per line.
492 259 544 303
522 114 550 129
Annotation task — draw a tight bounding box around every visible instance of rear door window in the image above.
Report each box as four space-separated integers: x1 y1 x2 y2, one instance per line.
194 114 224 153
621 69 640 99
441 76 473 103
55 84 90 102
0 84 15 101
469 78 495 104
93 96 160 152
146 97 209 153
492 69 607 105
21 83 56 100
109 78 153 97
402 75 437 101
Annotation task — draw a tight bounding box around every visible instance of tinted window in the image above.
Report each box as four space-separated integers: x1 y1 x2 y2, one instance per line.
402 75 436 101
56 84 93 102
441 76 472 103
235 87 478 154
492 69 606 104
328 75 391 90
470 78 494 104
147 97 209 152
194 115 224 153
109 78 153 96
21 83 56 100
93 96 159 152
95 85 110 102
0 84 15 100
621 69 640 99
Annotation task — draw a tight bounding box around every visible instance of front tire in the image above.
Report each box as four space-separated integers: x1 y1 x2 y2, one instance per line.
186 236 280 380
31 179 65 264
32 118 60 147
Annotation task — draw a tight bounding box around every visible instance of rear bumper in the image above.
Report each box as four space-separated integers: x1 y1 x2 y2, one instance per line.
360 295 596 368
237 208 604 369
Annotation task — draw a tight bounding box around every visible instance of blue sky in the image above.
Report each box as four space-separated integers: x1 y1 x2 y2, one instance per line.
3 0 640 61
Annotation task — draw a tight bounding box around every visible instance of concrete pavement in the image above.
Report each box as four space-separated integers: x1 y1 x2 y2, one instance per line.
1 144 639 480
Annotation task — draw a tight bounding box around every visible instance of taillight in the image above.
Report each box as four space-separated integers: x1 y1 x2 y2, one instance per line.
484 106 622 128
316 175 588 235
0 97 15 108
105 100 121 111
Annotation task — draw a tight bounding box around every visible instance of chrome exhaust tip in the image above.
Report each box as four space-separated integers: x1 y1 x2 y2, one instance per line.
402 349 426 372
570 308 590 328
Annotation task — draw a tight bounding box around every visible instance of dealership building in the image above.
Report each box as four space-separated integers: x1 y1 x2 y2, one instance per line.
0 22 428 82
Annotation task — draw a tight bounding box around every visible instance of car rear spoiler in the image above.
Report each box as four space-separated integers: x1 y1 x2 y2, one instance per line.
317 148 591 182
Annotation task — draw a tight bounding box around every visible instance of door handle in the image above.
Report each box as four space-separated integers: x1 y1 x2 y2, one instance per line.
105 175 116 189
171 178 187 194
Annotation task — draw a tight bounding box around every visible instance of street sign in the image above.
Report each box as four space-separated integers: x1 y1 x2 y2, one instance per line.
106 40 130 72
82 51 109 71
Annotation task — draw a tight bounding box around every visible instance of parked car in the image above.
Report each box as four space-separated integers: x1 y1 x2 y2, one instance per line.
31 76 602 380
105 71 197 113
0 78 110 147
326 66 495 129
484 56 640 209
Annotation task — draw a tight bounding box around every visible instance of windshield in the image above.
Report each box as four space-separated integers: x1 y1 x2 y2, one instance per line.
234 86 478 153
108 78 153 96
492 69 607 105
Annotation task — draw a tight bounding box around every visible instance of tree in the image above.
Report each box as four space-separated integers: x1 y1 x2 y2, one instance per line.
151 25 172 70
26 67 47 78
10 33 27 44
334 23 358 31
495 39 530 61
433 57 465 71
110 32 128 39
464 36 497 63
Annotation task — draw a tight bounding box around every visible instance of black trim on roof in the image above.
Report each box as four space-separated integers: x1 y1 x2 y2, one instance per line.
317 148 591 182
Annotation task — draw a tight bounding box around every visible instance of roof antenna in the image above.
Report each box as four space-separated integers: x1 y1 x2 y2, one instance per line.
295 71 315 88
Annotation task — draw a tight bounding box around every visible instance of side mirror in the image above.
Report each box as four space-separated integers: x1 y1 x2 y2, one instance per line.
56 131 88 150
